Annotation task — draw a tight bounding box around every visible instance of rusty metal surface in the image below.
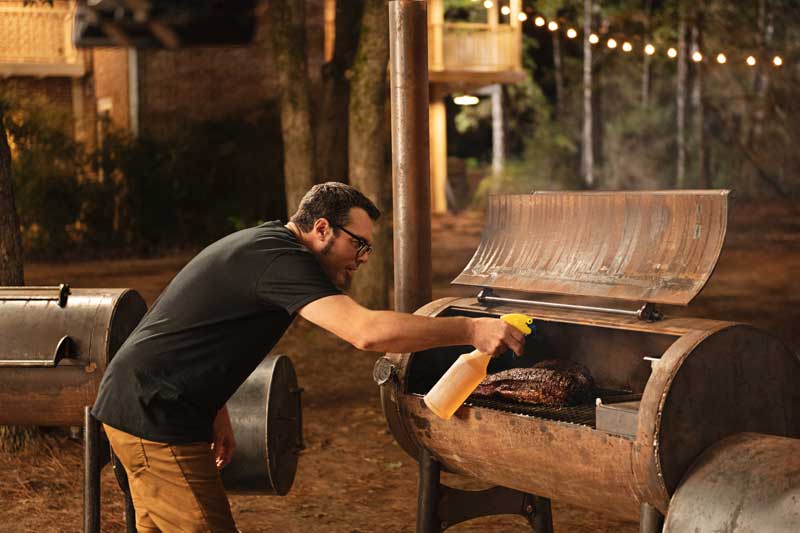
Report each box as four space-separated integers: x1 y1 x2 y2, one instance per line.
389 0 432 313
0 288 146 426
664 432 800 533
222 354 302 495
381 298 800 521
401 394 642 521
453 191 729 306
379 298 461 463
645 324 800 496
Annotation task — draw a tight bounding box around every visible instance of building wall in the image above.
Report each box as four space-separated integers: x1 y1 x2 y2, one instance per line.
1 77 73 112
0 0 98 147
0 72 97 152
133 1 325 140
3 1 326 145
92 47 130 132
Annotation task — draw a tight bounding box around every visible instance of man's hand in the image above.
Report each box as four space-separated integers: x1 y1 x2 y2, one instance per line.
212 406 236 469
471 318 526 357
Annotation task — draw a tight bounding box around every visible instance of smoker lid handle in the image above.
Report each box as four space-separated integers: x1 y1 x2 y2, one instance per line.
373 357 398 386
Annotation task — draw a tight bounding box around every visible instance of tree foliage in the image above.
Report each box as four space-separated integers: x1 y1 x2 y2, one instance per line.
457 0 800 199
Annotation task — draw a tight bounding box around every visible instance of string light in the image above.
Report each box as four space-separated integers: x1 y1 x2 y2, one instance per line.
500 5 510 15
513 10 789 69
483 0 493 8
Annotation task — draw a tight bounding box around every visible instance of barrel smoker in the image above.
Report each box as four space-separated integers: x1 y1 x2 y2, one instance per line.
0 285 304 532
374 191 800 532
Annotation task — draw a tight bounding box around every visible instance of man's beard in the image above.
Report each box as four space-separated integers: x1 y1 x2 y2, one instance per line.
321 239 352 291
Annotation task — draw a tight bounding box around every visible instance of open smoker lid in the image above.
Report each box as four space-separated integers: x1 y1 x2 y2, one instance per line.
452 190 729 306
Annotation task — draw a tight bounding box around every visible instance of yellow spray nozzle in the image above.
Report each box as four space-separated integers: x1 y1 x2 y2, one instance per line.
500 313 534 336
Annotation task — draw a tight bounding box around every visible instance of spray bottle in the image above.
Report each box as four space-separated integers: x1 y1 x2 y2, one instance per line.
424 313 534 420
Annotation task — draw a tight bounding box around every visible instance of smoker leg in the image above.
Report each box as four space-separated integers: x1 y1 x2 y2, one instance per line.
640 503 664 533
530 496 553 533
417 449 442 533
84 407 109 533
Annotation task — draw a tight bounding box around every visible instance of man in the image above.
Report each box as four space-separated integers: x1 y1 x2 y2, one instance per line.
92 182 524 532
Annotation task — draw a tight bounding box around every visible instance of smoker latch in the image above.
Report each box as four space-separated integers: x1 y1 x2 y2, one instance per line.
373 357 398 386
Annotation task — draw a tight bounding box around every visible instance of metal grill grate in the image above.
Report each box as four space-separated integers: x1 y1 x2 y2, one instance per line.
464 389 641 427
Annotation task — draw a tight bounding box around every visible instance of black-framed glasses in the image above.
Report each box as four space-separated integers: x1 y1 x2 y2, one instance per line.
332 224 373 258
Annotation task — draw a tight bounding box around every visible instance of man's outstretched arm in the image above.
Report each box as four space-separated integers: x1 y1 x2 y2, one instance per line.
298 294 524 356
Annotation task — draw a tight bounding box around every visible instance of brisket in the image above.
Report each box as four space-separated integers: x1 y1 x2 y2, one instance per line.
473 359 596 407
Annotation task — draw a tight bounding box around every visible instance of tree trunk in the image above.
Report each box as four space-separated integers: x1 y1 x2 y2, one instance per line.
491 84 505 176
0 112 23 286
553 31 565 118
641 53 651 108
316 0 364 183
347 0 390 310
269 0 317 213
641 0 653 107
751 0 773 143
676 5 688 188
691 12 708 188
581 0 594 188
0 107 37 453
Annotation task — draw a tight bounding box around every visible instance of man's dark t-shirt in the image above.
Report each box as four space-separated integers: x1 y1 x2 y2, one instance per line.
92 222 341 443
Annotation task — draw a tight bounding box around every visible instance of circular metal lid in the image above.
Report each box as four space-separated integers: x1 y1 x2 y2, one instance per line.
222 354 302 495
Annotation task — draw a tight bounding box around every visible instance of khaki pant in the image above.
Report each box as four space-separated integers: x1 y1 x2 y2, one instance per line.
104 424 238 533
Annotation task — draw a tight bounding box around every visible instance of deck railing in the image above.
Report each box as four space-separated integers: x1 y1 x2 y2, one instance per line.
0 1 84 77
429 22 521 73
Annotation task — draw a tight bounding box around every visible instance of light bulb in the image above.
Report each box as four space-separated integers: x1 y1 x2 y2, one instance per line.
566 28 578 39
667 47 677 58
517 12 528 22
746 55 757 66
692 51 703 62
548 21 558 31
622 42 633 52
716 53 727 64
453 95 480 106
773 56 783 67
589 33 599 44
644 44 655 55
534 16 545 27
607 38 617 49
483 0 493 9
500 5 510 15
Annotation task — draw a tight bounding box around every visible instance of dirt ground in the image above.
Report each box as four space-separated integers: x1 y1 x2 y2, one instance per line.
2 200 799 532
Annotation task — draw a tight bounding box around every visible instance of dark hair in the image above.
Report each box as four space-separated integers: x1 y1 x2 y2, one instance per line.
289 182 380 232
